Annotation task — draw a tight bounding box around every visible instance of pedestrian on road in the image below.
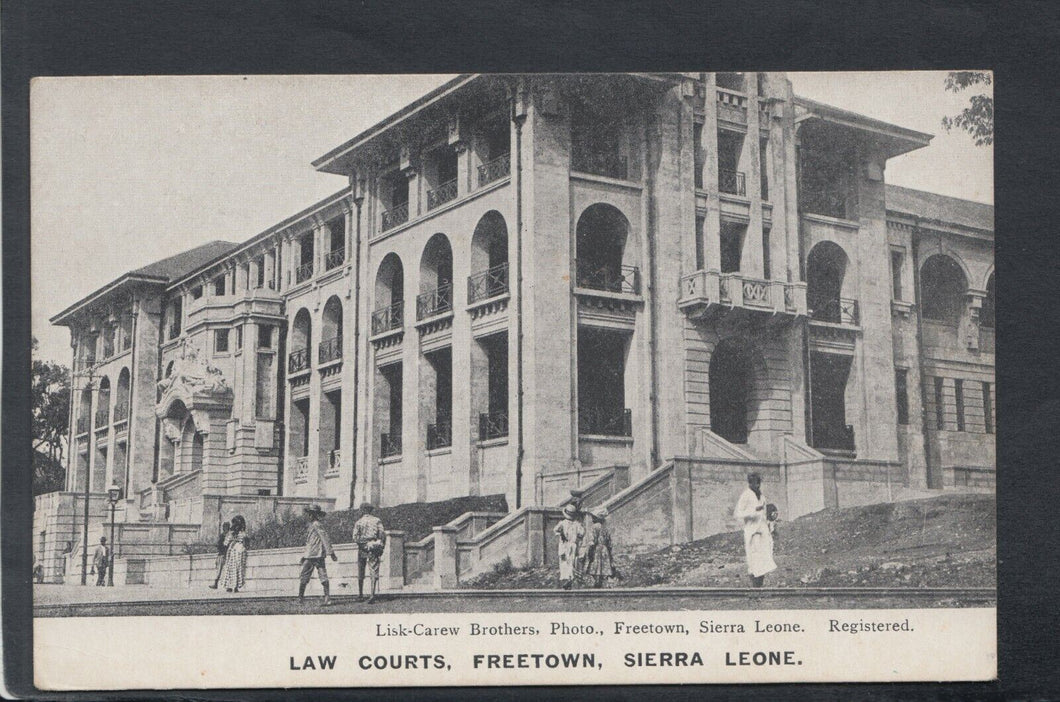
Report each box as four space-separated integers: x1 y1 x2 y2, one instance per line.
208 521 231 589
352 503 385 603
734 473 777 588
586 508 619 589
92 537 109 586
554 503 584 590
219 515 248 593
298 504 337 606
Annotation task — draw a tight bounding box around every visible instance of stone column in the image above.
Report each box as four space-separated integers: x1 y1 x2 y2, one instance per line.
702 74 722 274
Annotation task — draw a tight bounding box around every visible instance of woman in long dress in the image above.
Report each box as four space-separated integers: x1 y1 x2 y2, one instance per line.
554 504 584 590
585 508 617 589
219 515 248 593
733 473 776 588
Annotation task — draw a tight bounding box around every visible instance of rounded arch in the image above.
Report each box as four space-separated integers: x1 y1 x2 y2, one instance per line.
470 211 509 273
806 240 851 323
78 385 93 430
95 375 111 427
708 337 766 444
419 232 454 293
374 252 404 309
575 203 638 293
321 295 343 343
116 367 131 417
981 272 995 329
291 308 312 351
920 254 968 324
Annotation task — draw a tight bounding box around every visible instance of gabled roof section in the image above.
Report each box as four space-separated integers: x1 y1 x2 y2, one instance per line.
51 240 239 326
795 96 933 159
886 184 993 233
131 240 240 280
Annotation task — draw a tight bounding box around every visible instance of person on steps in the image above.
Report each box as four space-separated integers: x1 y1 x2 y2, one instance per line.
208 521 231 589
298 504 337 606
352 503 385 603
554 503 584 590
734 473 777 588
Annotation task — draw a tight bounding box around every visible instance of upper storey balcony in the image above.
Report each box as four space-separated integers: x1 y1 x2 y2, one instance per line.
679 269 806 325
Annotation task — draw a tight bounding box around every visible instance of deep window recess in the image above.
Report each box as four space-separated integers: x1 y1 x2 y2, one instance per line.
895 369 909 425
934 377 945 430
955 379 965 432
982 382 993 434
215 329 230 354
213 278 226 296
891 250 904 300
258 324 274 349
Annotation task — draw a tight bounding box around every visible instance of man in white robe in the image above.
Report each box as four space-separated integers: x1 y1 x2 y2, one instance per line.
734 473 776 587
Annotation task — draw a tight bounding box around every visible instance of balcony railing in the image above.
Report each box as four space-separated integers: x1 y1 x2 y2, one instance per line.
295 261 314 284
740 278 771 308
326 449 341 477
94 407 110 429
293 456 309 484
417 283 453 320
288 347 310 374
467 262 509 303
380 429 402 458
76 417 90 435
381 202 409 232
479 410 509 441
579 406 633 437
575 260 641 295
427 417 453 450
318 335 342 365
478 153 511 187
810 298 860 326
324 248 345 271
719 168 746 196
371 300 404 335
572 151 628 180
426 179 458 210
814 424 856 453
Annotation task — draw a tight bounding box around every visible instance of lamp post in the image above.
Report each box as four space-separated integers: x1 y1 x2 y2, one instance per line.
106 484 121 586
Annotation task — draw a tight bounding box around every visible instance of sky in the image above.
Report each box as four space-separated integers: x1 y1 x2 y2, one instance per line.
30 71 993 364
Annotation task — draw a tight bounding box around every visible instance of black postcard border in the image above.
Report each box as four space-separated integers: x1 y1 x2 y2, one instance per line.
4 1 1059 699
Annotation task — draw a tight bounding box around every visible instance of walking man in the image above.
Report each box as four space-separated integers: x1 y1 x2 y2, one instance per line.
208 521 231 589
298 505 337 606
92 537 109 586
734 473 777 588
352 503 385 603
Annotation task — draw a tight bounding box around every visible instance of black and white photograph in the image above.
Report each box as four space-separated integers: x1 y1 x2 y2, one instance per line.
28 71 996 688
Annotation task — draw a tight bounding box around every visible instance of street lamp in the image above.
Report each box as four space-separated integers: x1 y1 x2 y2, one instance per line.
106 484 122 587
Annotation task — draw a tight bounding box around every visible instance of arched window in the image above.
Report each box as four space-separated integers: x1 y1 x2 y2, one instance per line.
418 233 454 320
468 211 509 303
95 376 111 429
807 241 855 324
78 386 92 435
981 273 995 329
115 368 131 423
289 308 312 373
372 253 404 334
320 296 343 364
575 204 639 294
921 255 967 324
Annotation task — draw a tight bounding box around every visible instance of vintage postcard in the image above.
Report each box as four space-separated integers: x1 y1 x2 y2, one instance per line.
30 71 995 690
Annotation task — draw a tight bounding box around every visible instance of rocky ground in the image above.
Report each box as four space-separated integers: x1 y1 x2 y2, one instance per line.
466 493 996 590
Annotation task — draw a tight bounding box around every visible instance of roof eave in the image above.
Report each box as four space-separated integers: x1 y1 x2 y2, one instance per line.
795 96 933 158
50 274 166 326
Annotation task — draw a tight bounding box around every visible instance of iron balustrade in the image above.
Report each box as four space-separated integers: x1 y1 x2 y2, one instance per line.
371 300 404 335
288 347 310 373
318 335 342 364
477 153 511 187
467 262 509 303
578 406 633 437
77 417 90 435
426 179 458 210
719 168 747 196
324 249 345 271
380 429 402 458
427 417 453 450
295 261 314 284
572 151 628 180
417 283 454 320
478 410 509 441
810 298 860 325
381 202 409 231
575 260 641 295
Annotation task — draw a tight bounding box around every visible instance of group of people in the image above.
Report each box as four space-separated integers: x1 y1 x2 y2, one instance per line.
205 503 387 606
553 503 619 589
553 472 779 590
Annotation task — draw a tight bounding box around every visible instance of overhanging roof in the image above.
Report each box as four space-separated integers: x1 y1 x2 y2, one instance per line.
795 96 933 159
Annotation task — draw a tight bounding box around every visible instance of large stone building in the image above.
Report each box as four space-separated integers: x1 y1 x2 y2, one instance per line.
34 73 994 583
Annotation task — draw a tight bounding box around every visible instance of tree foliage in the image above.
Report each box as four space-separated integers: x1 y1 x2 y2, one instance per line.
941 71 993 146
32 337 70 492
